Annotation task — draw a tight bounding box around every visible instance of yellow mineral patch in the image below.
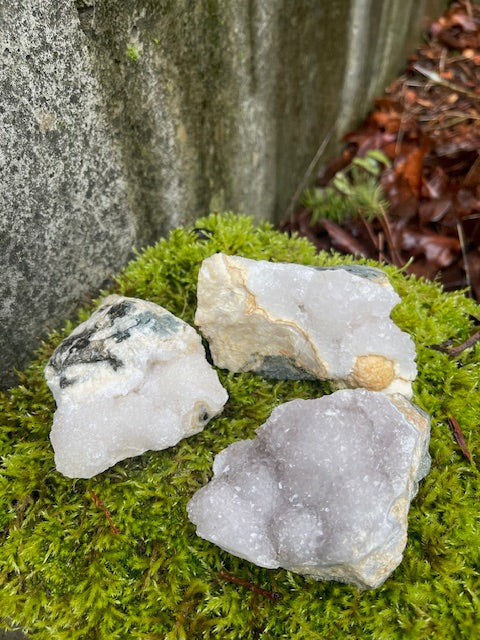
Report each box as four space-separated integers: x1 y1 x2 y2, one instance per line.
177 123 187 144
352 355 395 391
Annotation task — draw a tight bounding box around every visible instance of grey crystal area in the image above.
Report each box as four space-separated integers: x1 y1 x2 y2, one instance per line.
251 355 318 380
187 389 431 589
45 295 228 478
312 264 389 284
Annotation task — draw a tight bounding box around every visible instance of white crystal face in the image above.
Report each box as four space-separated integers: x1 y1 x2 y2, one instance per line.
195 254 417 396
187 389 430 589
45 295 228 478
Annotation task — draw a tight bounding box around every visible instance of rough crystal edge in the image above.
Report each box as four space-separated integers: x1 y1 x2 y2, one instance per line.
311 264 390 286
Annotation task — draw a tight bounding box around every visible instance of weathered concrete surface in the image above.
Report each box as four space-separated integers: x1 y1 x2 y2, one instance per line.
0 631 26 640
0 0 446 388
0 2 137 388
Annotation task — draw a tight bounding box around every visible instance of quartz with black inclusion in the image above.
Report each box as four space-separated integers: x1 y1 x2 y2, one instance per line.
45 295 228 478
187 389 430 589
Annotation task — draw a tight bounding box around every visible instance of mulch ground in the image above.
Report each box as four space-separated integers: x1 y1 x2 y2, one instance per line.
281 0 480 302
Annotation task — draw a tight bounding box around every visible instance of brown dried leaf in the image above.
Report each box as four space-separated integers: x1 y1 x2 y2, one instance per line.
463 154 480 187
394 146 428 196
464 250 480 300
450 11 477 33
422 166 448 199
406 257 439 280
418 199 451 223
371 111 402 133
401 228 460 267
455 188 480 216
319 219 371 257
343 129 397 158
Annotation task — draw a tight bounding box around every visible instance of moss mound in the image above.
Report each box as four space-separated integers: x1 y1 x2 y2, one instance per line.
1 213 479 639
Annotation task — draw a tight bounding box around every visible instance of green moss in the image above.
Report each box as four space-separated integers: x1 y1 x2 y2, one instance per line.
1 213 479 639
126 44 141 62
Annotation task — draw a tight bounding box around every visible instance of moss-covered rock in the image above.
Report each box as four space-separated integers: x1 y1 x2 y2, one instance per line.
1 213 479 639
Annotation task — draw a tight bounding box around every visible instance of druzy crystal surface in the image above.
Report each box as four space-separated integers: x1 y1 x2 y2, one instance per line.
45 295 228 478
195 253 417 397
187 389 430 589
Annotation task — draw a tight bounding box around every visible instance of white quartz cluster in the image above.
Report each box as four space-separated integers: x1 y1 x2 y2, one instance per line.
44 295 228 478
187 389 430 589
195 253 417 397
43 252 430 588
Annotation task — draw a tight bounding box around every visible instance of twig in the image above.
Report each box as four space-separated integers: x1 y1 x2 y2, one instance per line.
284 127 336 223
358 212 382 258
457 221 472 297
395 83 410 157
418 110 480 123
430 328 480 357
439 47 447 74
378 205 403 267
377 230 385 261
319 218 370 257
464 154 480 187
412 64 480 100
466 0 473 20
89 490 120 535
447 416 473 464
428 115 480 130
218 570 282 602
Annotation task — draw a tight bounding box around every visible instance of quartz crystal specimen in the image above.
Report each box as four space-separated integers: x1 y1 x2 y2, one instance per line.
187 389 430 589
45 295 228 478
195 254 417 397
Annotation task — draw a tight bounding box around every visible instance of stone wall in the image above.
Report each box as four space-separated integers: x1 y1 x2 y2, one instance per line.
0 0 446 388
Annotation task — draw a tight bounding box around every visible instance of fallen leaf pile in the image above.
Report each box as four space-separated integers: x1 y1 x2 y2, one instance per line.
282 0 480 301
